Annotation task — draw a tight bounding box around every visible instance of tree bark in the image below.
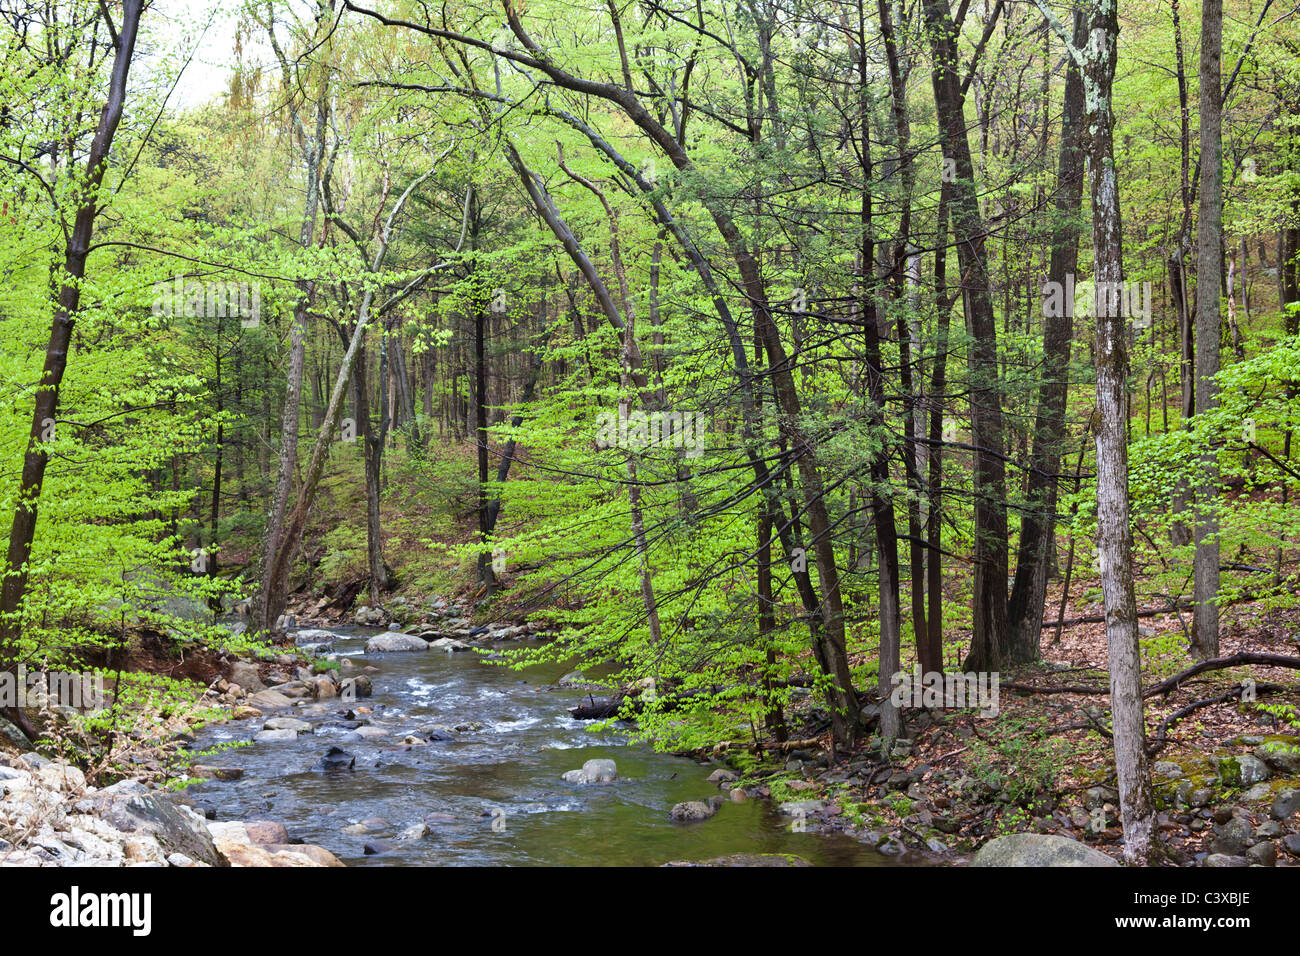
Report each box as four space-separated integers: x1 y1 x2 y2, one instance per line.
1032 0 1161 864
1007 8 1086 664
1192 0 1223 659
921 0 1010 673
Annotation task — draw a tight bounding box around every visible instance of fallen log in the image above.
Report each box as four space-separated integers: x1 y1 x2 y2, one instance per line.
568 677 832 721
708 737 825 755
568 696 626 720
1147 681 1287 754
1040 604 1192 628
1004 682 1109 695
1144 651 1300 697
1004 651 1300 699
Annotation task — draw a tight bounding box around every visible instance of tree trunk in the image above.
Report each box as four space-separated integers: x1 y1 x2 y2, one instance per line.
922 0 1010 673
1007 8 1086 664
1191 0 1223 659
352 337 389 604
1036 0 1160 864
0 0 144 740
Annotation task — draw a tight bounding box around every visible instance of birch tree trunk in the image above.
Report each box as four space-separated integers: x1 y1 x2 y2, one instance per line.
1033 0 1161 863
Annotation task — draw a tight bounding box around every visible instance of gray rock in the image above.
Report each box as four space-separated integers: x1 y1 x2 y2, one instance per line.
1152 761 1185 780
1255 740 1300 775
342 726 388 741
971 834 1119 867
399 822 428 841
247 689 293 710
1204 854 1249 867
707 769 738 784
191 765 243 781
1243 783 1273 802
1209 817 1252 856
1255 820 1284 838
293 629 339 653
253 729 297 742
1245 841 1277 866
99 778 149 797
354 606 388 627
428 637 471 652
263 717 312 732
1214 754 1270 787
561 758 618 785
1271 789 1300 821
669 800 717 822
364 632 429 653
96 794 223 866
1283 834 1300 857
0 714 32 749
313 747 355 772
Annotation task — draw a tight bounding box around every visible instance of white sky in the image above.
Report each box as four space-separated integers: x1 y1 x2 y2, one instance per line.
145 0 249 110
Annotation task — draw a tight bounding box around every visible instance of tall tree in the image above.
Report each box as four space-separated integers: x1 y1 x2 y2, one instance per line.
1032 0 1162 864
1192 0 1224 659
920 0 1011 673
0 0 145 739
1007 8 1087 663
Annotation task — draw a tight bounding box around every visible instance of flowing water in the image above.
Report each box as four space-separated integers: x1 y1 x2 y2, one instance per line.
188 628 897 866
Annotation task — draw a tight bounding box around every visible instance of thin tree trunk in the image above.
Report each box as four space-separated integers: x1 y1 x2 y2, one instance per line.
0 0 144 740
926 182 953 671
1033 0 1160 864
922 0 1010 673
1192 0 1223 659
1007 8 1086 663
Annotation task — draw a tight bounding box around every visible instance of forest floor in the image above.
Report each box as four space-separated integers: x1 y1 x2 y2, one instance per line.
698 589 1300 866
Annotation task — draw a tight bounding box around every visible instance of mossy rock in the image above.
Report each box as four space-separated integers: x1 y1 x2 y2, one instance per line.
1255 739 1300 776
1212 754 1270 788
1174 756 1213 776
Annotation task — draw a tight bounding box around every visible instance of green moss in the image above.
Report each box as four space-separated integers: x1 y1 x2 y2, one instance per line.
1216 756 1242 788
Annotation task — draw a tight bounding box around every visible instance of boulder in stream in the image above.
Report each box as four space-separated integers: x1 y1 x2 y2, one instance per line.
669 799 721 822
313 746 356 772
561 758 618 785
365 632 429 653
355 606 389 627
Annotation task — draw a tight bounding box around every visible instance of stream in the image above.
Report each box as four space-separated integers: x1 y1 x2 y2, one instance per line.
188 628 896 866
